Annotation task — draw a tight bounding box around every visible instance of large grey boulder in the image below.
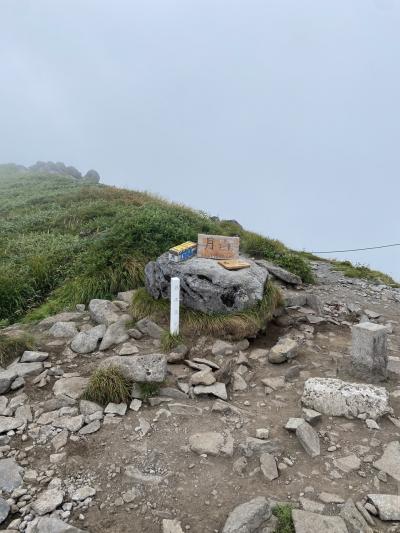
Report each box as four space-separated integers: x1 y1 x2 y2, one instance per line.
99 354 167 383
302 378 392 420
89 299 120 326
367 494 400 521
145 253 269 314
71 325 106 354
0 416 25 434
0 369 18 394
222 497 271 533
373 441 400 482
99 318 130 351
0 496 10 525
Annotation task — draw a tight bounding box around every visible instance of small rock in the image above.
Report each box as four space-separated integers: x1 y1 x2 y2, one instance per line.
31 488 64 515
260 453 278 481
268 338 298 364
193 382 227 400
296 422 320 458
72 486 96 501
20 351 48 363
162 519 184 533
104 403 127 416
292 509 348 533
189 431 233 457
222 497 271 533
334 454 361 473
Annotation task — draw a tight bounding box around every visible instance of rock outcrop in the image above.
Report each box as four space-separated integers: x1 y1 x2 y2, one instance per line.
145 253 269 314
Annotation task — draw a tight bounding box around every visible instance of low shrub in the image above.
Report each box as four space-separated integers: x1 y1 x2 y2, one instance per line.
272 504 295 533
160 332 185 352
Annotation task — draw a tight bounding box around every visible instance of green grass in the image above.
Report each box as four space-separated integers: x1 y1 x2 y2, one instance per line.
81 366 132 406
160 332 185 352
273 504 295 533
0 333 35 367
138 382 161 400
131 280 282 340
0 165 314 324
332 260 399 287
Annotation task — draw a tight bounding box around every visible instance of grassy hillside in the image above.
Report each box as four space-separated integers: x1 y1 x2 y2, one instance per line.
0 165 314 324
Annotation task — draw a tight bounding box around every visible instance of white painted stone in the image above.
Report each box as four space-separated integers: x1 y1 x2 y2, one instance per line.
351 322 387 378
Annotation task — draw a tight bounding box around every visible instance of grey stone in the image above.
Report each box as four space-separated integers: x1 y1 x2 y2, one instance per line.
0 416 25 434
48 321 78 338
21 351 49 363
292 510 348 533
79 400 103 416
268 338 298 364
78 419 101 435
71 486 96 501
89 299 120 325
162 519 184 533
127 328 143 340
232 372 248 391
71 325 106 354
240 437 279 458
302 378 392 419
368 494 400 521
15 404 32 422
28 515 82 533
260 453 278 481
0 496 10 525
373 441 400 482
167 344 188 363
53 377 89 399
351 322 387 379
145 253 269 314
99 318 130 350
302 408 322 424
124 465 163 484
99 353 167 383
129 399 142 411
222 496 271 533
299 497 325 513
283 293 308 307
296 421 320 458
38 311 83 331
117 290 136 303
189 431 234 456
135 317 165 339
31 488 64 515
339 499 373 533
53 414 84 432
212 340 235 356
159 387 188 400
0 458 23 492
256 259 302 285
193 382 227 400
104 402 127 416
117 342 139 355
334 454 361 473
0 369 17 394
318 493 345 504
191 368 216 386
168 403 203 416
51 430 68 451
8 361 43 377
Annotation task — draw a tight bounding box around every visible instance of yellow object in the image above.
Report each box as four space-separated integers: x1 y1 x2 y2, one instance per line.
169 241 197 255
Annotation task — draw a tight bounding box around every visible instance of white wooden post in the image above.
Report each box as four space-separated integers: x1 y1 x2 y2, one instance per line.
170 277 180 335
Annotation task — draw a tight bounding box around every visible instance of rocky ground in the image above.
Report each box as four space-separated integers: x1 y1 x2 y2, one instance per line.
0 261 400 533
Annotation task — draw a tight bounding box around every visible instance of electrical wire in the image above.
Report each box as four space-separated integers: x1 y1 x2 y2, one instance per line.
311 243 400 254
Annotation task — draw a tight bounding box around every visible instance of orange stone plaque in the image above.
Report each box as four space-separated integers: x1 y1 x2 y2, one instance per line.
197 234 240 260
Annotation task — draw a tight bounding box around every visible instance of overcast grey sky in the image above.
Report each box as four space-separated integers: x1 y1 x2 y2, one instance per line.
1 0 399 280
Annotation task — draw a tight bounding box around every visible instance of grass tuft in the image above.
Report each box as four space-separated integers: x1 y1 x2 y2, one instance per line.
272 504 295 533
160 332 185 352
131 280 282 340
138 382 161 400
0 333 35 367
82 366 132 406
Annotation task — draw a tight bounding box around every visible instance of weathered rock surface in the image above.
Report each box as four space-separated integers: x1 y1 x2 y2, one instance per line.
256 259 302 285
27 516 86 532
145 253 269 314
0 416 25 434
21 351 49 362
292 510 348 532
99 318 130 350
162 519 184 533
0 458 23 491
0 369 17 394
89 299 120 326
373 441 400 482
0 496 9 525
53 377 89 399
259 453 278 481
189 431 234 456
339 499 373 533
302 378 391 419
71 325 106 354
48 321 78 338
268 337 299 364
368 494 400 521
193 382 227 400
135 318 165 339
99 354 167 382
31 488 64 515
222 496 271 533
296 421 320 457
